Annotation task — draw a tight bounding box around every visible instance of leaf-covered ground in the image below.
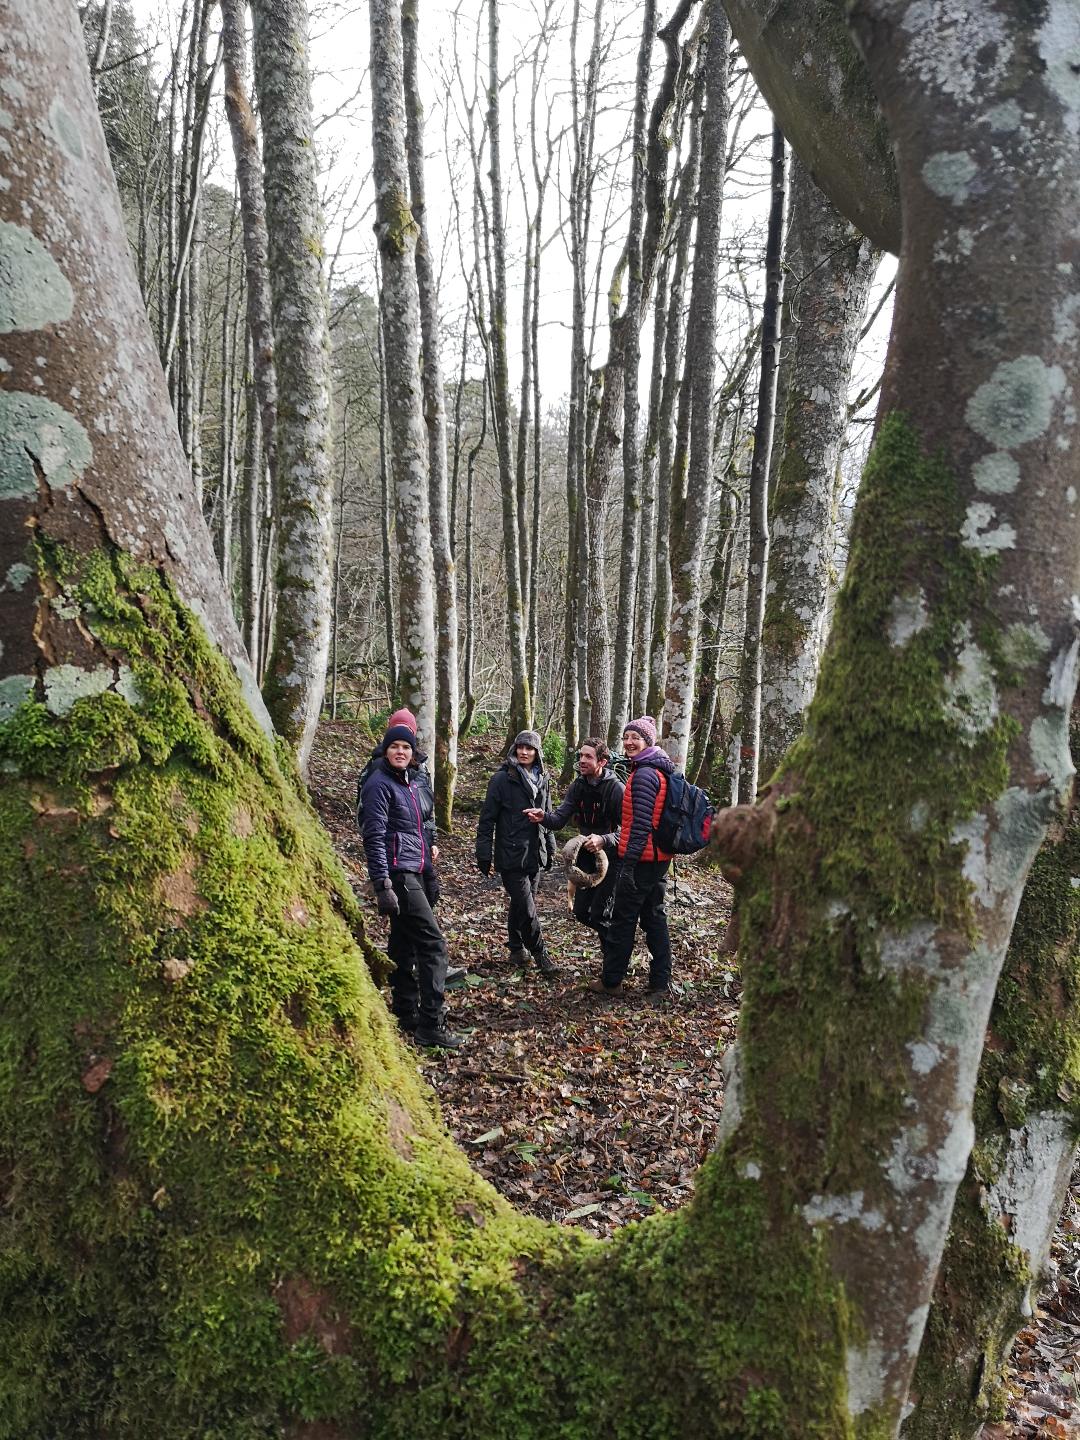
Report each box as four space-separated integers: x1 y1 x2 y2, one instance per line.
310 719 1079 1435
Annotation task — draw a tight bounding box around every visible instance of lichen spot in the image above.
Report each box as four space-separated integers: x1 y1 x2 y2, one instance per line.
942 628 999 740
922 150 978 204
1000 621 1051 671
984 98 1023 132
961 501 1016 555
887 588 929 647
48 99 85 160
1029 712 1073 793
43 663 113 716
0 221 74 333
0 673 33 721
1037 4 1080 133
972 451 1020 495
846 1341 887 1416
0 391 91 497
3 561 33 591
965 356 1066 449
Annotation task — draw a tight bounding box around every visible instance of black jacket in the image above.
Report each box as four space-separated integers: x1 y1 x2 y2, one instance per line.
542 767 623 849
476 758 555 875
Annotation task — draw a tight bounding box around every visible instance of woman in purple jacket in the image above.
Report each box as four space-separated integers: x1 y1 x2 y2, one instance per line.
361 722 463 1049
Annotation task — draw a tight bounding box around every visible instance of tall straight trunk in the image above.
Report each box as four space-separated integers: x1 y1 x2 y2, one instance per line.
608 0 656 748
220 0 278 496
515 220 534 613
252 0 335 773
402 0 457 822
662 11 729 768
459 384 486 740
448 289 471 562
376 307 400 696
632 246 670 717
647 90 701 720
527 226 543 706
692 484 740 785
759 155 878 781
733 121 787 802
329 425 347 722
486 0 531 733
240 365 264 665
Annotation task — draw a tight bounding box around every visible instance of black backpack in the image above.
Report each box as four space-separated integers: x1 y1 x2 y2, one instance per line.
654 771 714 854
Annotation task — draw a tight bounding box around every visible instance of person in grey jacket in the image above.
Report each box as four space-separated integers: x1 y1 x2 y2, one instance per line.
476 731 558 976
361 722 463 1048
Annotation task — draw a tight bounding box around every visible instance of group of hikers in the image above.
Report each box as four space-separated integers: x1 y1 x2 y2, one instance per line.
358 709 681 1050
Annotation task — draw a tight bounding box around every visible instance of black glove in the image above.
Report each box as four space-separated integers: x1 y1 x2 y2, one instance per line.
423 871 441 907
477 859 491 877
375 879 399 916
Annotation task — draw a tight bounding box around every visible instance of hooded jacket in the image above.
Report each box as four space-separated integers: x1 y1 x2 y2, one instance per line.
541 765 623 849
476 757 555 875
617 746 675 864
361 756 430 885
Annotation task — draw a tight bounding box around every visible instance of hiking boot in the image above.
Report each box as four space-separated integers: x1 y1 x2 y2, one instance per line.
414 1023 465 1050
394 1012 418 1035
534 944 559 978
646 982 672 1006
585 977 623 996
507 947 529 967
445 965 467 984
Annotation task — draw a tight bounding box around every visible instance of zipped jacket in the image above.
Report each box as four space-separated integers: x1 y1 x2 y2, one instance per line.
361 757 430 885
542 767 623 849
476 758 555 875
617 746 674 864
358 745 436 864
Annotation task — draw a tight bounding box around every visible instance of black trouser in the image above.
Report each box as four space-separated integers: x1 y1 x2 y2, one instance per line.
500 868 542 954
386 872 448 1028
602 859 671 988
571 846 617 946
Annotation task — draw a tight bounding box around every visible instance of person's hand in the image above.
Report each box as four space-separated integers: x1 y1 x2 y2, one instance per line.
523 807 544 824
582 833 603 853
423 871 441 907
431 845 440 864
375 879 399 916
478 860 491 877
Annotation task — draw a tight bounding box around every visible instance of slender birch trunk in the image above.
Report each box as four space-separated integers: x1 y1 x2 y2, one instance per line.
608 0 656 747
662 7 728 768
759 155 878 781
402 0 457 821
220 0 278 497
733 122 787 802
251 0 334 773
485 0 531 733
376 304 400 697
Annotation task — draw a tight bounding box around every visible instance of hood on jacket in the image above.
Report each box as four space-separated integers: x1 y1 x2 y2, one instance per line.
630 744 674 774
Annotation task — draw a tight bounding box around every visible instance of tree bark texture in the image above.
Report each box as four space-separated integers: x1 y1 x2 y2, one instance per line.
5 5 1080 1439
251 0 335 773
720 0 899 253
733 122 787 803
759 156 878 782
662 4 729 770
402 0 458 825
368 0 437 751
486 0 531 733
220 0 278 503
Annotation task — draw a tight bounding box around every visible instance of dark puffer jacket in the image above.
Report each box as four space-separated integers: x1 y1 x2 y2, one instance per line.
476 758 555 875
357 744 436 862
361 757 430 886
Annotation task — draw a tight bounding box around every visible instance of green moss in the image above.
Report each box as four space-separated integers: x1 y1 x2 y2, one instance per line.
377 189 419 260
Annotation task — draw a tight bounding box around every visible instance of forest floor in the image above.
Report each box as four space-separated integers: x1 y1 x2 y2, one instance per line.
311 719 1080 1437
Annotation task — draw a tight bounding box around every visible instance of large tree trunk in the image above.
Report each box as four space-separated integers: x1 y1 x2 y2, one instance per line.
252 0 334 772
368 0 437 750
5 5 1080 1439
759 155 878 781
401 0 457 822
662 5 729 769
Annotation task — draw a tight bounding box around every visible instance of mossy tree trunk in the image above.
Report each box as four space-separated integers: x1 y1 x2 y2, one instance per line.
4 5 1080 1439
758 155 878 782
251 0 335 774
401 0 457 824
902 707 1080 1438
